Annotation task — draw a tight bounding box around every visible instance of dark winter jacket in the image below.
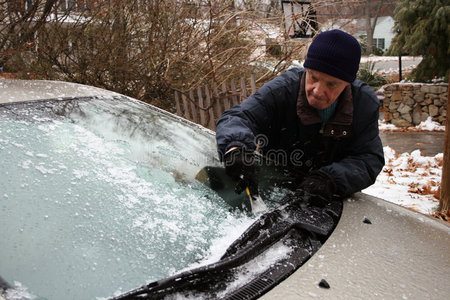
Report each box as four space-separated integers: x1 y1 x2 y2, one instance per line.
216 68 385 197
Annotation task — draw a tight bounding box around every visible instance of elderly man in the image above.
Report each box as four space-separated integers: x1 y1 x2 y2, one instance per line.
216 29 385 206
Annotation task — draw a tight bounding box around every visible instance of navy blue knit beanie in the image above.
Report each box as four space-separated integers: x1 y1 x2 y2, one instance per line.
304 29 361 83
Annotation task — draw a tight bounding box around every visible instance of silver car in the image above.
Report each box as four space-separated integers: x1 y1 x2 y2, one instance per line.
1 79 449 300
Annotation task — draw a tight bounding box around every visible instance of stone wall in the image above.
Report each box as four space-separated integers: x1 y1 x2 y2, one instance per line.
381 83 448 127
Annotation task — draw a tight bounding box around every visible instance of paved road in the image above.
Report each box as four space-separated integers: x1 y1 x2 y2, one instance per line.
362 56 423 74
379 131 445 156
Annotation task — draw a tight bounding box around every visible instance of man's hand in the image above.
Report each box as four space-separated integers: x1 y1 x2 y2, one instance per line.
224 147 259 195
296 170 336 207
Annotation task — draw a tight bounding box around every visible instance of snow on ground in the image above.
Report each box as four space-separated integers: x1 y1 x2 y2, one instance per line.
379 116 446 132
363 118 445 215
363 147 442 215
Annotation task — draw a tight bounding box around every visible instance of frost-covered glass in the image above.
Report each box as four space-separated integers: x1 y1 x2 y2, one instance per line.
0 97 258 300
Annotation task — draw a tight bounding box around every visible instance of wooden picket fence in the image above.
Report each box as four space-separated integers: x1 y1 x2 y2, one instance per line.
174 76 258 131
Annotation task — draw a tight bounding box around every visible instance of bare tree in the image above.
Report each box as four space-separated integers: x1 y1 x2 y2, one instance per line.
4 0 305 111
364 0 384 54
0 0 58 68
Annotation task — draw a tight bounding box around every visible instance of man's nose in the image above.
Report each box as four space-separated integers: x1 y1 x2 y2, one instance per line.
312 82 325 96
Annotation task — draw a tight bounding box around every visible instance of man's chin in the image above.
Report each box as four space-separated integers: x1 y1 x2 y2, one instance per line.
307 96 329 109
310 101 329 110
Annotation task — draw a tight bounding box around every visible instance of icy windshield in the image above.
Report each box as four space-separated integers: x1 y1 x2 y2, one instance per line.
0 97 270 300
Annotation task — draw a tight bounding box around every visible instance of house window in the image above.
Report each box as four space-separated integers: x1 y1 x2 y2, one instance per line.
373 38 385 50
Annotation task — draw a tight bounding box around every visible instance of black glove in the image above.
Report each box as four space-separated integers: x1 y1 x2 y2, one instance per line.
296 170 336 207
224 147 259 195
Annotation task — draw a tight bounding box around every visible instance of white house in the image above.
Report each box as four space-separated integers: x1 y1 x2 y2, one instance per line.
353 16 396 52
372 16 396 51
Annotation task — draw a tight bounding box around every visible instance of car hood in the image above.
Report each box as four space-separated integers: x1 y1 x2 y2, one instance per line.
261 192 450 299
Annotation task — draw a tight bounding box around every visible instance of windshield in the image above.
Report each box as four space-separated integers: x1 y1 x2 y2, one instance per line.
0 97 290 300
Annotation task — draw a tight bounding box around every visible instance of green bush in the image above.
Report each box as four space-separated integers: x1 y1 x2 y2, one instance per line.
357 61 388 90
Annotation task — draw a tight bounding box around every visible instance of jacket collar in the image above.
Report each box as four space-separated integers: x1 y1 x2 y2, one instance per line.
296 72 353 126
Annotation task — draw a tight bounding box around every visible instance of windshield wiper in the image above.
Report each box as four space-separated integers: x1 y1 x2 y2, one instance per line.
111 195 342 300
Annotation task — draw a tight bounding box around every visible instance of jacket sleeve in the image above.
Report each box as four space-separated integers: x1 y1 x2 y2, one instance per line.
320 82 385 197
215 69 301 160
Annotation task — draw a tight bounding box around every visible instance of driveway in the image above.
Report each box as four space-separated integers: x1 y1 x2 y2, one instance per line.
379 131 445 156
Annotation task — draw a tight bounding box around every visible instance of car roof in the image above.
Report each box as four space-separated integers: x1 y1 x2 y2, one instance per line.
0 79 120 104
262 192 450 299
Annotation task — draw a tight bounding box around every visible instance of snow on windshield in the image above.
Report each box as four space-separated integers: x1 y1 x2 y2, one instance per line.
0 98 263 300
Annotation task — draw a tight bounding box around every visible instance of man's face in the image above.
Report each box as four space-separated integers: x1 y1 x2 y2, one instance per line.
305 69 350 110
